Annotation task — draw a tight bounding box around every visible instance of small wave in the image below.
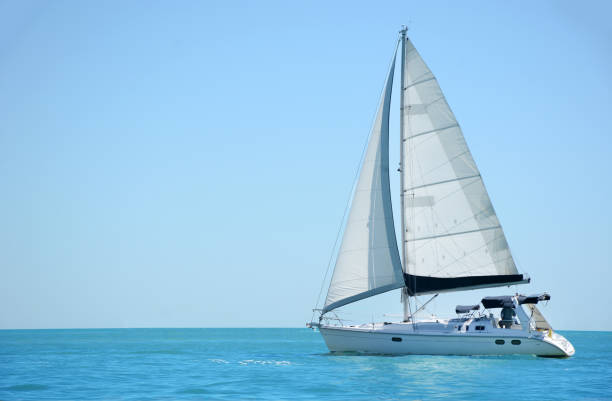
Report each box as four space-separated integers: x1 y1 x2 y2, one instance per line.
238 359 291 366
4 384 49 392
177 388 209 394
130 350 185 355
208 358 230 364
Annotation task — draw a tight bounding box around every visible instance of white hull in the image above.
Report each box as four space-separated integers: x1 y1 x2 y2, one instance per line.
319 323 574 357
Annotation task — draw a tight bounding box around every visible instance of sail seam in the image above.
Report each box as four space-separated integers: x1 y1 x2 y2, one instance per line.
404 174 481 193
411 203 500 254
412 256 516 277
406 225 501 243
403 76 435 90
417 150 471 179
404 123 459 141
401 96 445 112
408 177 481 220
450 256 515 277
427 232 508 276
409 214 501 273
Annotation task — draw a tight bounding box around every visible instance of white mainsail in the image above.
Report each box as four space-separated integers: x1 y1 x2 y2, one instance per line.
323 49 404 313
400 38 527 295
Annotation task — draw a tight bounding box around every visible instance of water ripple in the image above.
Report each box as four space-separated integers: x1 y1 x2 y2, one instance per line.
3 384 49 392
0 329 608 400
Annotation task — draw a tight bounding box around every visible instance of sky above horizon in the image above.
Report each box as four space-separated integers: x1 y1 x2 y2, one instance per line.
1 0 611 330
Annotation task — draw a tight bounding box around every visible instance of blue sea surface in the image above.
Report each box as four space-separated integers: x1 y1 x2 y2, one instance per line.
0 329 610 400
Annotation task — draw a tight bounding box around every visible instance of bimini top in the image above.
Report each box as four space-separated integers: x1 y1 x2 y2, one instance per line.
481 293 551 309
455 304 480 314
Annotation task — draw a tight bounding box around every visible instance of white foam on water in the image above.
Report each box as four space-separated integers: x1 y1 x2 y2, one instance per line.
238 360 291 366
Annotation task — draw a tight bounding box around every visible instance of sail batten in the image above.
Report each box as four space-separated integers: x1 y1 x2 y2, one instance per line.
322 46 404 314
404 123 459 141
406 225 502 243
404 174 481 192
404 76 436 89
401 37 525 294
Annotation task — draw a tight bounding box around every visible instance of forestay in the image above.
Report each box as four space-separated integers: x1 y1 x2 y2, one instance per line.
401 38 527 295
323 48 404 314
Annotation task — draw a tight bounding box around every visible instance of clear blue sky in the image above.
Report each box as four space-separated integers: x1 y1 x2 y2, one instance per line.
1 1 610 330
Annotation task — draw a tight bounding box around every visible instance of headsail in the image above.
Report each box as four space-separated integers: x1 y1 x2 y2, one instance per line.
323 47 404 314
400 37 528 295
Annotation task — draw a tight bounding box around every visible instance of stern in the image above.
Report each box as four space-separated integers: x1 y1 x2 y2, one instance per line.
540 331 575 357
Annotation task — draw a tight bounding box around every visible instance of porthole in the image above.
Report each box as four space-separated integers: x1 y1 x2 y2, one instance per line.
495 339 505 345
392 337 402 342
511 340 521 345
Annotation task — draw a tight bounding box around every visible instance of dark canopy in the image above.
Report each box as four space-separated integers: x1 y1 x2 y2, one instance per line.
481 293 551 309
455 304 480 314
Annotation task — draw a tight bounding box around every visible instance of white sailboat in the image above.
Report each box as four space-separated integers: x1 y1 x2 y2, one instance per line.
307 27 574 357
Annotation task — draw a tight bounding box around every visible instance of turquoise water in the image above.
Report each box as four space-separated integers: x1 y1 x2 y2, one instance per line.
1 329 610 400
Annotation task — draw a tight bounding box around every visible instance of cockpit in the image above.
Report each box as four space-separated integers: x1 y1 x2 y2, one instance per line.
454 293 552 331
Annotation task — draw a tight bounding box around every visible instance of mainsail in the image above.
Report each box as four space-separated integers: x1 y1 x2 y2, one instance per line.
400 37 528 295
322 47 404 314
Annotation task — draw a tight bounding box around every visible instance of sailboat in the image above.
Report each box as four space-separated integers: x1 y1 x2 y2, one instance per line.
307 27 575 357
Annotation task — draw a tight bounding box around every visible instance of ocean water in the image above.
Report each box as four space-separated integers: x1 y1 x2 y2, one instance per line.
1 329 610 400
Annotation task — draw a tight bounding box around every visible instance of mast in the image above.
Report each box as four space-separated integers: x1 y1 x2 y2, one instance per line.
399 26 411 321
